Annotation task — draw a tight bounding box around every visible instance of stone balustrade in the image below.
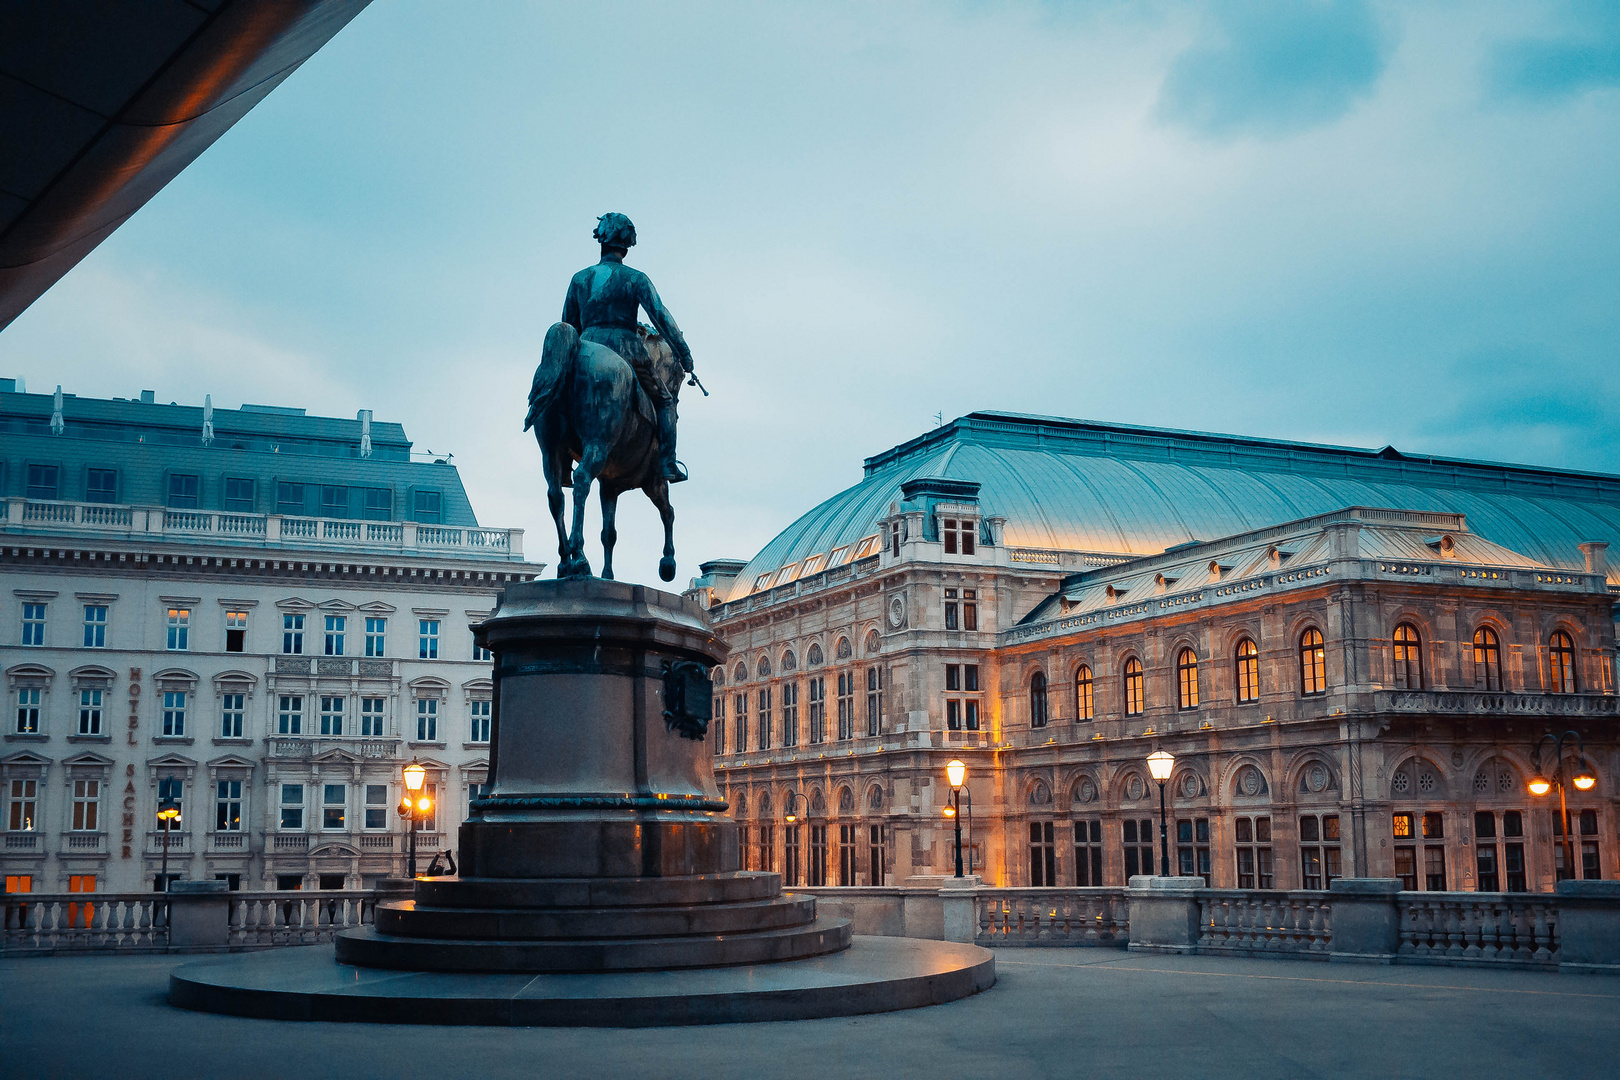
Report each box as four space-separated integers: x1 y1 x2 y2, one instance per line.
976 887 1128 947
1197 889 1332 957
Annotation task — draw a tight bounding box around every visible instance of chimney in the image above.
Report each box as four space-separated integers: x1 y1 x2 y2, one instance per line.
1578 541 1608 578
140 389 155 404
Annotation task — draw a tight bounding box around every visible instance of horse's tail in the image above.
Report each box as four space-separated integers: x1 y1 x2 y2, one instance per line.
526 322 579 431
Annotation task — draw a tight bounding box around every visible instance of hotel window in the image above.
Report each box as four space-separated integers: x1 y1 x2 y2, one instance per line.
1549 631 1576 694
320 485 349 519
412 489 442 524
162 691 186 736
280 784 305 830
361 697 385 736
66 875 96 927
1472 627 1502 691
1030 671 1048 728
1553 809 1602 881
361 617 385 657
734 693 748 753
835 675 854 740
1392 623 1422 689
319 695 344 736
362 487 392 521
867 824 882 885
224 477 255 512
82 605 106 648
322 784 346 830
1235 815 1273 888
1298 814 1340 889
781 682 799 746
1300 629 1326 696
8 779 38 831
784 824 801 887
15 689 40 734
282 613 304 654
1073 821 1103 885
757 687 773 749
225 610 247 652
1392 811 1446 890
276 481 306 516
1123 657 1144 716
1074 665 1094 721
1475 810 1528 892
865 667 883 736
278 694 304 735
418 620 439 659
470 699 491 743
415 698 438 742
1029 821 1057 886
474 639 492 662
220 693 244 738
1176 648 1199 710
942 517 976 556
166 607 190 651
22 602 46 646
324 616 345 656
216 780 243 832
1123 818 1155 878
1178 818 1212 885
26 464 59 500
167 473 200 508
809 823 828 886
71 780 100 831
86 467 117 503
78 690 103 735
839 823 858 885
365 785 389 829
808 677 826 743
944 588 959 630
1235 638 1260 702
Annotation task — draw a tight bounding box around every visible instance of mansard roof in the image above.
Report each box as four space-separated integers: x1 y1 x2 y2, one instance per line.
723 412 1620 600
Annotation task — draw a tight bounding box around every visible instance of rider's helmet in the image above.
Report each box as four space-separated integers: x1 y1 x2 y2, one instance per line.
593 213 637 250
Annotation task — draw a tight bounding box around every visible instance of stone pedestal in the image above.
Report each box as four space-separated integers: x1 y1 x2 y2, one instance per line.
1328 878 1401 964
1556 879 1620 975
1125 876 1201 953
166 879 230 950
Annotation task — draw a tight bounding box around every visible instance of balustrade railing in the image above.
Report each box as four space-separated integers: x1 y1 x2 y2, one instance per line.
2 890 375 954
975 888 1128 947
228 893 376 947
1197 890 1331 957
1395 893 1559 967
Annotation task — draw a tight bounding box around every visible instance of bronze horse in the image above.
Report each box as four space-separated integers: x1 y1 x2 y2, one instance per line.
524 321 682 581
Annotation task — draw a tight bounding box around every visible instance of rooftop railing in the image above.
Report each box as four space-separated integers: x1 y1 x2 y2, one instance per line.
3 497 524 560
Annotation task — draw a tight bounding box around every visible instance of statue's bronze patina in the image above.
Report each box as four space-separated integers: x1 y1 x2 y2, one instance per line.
525 213 696 581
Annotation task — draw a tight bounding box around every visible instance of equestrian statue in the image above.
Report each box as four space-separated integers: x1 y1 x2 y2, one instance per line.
524 213 701 582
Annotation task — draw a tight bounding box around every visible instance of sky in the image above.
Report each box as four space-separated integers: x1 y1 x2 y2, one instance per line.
3 0 1619 584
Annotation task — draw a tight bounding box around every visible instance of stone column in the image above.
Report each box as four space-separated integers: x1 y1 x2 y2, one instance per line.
166 879 231 949
1327 878 1401 964
1126 875 1201 953
940 875 981 943
1556 879 1620 975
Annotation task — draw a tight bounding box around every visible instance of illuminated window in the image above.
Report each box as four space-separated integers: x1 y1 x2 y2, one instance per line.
8 779 38 831
216 780 243 832
1176 648 1199 710
322 784 346 830
1235 638 1259 703
225 610 247 652
1392 623 1422 689
1549 631 1576 694
1300 629 1326 696
1473 627 1501 691
71 779 100 831
1073 665 1094 721
166 608 190 651
1123 658 1144 716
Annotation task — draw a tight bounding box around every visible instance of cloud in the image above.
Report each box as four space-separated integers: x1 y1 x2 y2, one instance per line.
1487 5 1620 101
1155 0 1393 138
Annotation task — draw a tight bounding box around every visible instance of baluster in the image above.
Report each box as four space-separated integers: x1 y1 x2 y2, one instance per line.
1531 903 1553 963
1445 900 1466 958
1397 901 1418 958
1542 904 1560 963
1461 902 1485 961
1216 896 1235 948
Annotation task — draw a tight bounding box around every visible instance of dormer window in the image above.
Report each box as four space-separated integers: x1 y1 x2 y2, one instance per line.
942 518 976 556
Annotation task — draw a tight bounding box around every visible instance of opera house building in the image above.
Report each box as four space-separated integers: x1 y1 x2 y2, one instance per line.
692 412 1618 895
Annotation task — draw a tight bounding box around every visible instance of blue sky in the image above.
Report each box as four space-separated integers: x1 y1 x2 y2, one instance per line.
3 1 1619 582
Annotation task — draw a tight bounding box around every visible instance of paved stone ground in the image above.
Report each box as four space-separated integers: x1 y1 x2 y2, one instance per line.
2 948 1617 1079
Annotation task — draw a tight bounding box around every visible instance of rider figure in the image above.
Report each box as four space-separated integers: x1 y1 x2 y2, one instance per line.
562 213 694 483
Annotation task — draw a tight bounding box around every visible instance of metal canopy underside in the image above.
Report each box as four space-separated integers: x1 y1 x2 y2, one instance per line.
0 0 371 330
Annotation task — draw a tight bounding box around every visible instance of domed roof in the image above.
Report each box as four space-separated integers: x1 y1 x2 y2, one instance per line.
721 412 1620 601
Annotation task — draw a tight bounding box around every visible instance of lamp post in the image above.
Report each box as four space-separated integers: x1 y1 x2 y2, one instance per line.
783 791 808 887
946 759 967 878
156 797 180 927
400 759 430 878
1146 750 1175 877
1529 730 1598 881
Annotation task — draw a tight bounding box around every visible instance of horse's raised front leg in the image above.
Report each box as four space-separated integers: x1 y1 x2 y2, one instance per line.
647 480 677 582
599 489 620 581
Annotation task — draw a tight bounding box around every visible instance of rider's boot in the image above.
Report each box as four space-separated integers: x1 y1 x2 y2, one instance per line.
657 402 687 483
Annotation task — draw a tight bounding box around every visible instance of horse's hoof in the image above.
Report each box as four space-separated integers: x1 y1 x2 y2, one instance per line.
659 556 676 582
601 567 614 581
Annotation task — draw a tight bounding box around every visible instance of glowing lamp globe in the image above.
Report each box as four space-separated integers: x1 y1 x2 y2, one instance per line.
946 759 967 789
1528 776 1552 797
1146 750 1175 782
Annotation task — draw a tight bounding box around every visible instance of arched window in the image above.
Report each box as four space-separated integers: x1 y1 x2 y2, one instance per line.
1235 638 1259 703
1176 648 1199 710
1392 623 1422 689
1123 658 1144 716
1549 631 1576 694
1473 627 1501 691
1029 671 1048 728
1300 629 1326 696
1073 664 1094 721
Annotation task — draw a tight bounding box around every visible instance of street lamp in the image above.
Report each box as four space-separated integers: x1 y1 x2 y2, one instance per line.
946 759 967 878
1146 749 1175 877
783 790 807 824
156 798 181 928
1529 731 1598 881
400 759 431 878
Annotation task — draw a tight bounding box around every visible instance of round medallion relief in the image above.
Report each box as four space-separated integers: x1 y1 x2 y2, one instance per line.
1236 766 1265 797
1306 763 1330 793
1126 774 1144 801
887 596 906 629
1390 769 1410 794
1178 772 1201 800
1075 777 1097 803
